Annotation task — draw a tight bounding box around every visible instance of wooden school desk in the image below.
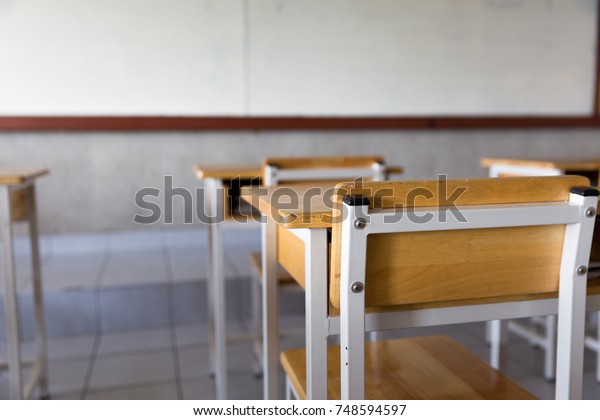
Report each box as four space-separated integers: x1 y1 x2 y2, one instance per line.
481 158 600 185
0 168 49 399
195 165 261 400
195 161 403 399
241 182 335 399
481 157 600 380
241 181 600 400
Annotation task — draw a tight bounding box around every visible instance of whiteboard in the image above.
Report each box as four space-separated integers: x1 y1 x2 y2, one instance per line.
0 0 597 116
248 0 599 116
0 0 245 115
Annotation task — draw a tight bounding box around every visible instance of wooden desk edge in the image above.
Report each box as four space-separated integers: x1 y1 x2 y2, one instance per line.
480 157 600 171
194 165 262 180
240 187 332 229
386 165 404 175
0 168 50 185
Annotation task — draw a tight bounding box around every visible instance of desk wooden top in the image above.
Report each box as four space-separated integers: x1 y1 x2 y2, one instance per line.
481 158 600 171
195 165 261 180
386 165 404 176
241 183 337 229
242 176 594 229
0 168 49 185
195 163 402 181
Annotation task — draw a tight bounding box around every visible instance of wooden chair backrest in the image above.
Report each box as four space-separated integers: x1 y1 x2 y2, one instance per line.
330 176 591 309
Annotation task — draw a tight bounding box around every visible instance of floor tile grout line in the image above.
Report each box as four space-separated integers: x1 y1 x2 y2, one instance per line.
79 333 101 400
163 244 184 400
80 247 111 400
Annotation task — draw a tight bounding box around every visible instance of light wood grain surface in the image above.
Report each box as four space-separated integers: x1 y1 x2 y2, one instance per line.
262 155 404 184
386 165 404 176
241 182 340 229
195 159 403 181
10 190 27 221
262 155 385 170
242 177 596 310
242 176 591 229
276 226 306 287
281 335 536 400
270 212 600 314
0 168 49 185
480 157 600 171
329 176 590 309
481 157 600 260
194 165 261 180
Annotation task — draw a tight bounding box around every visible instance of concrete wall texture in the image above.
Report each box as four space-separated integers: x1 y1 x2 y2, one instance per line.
1 129 599 234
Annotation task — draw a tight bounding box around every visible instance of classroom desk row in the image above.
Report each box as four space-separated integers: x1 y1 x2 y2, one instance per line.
195 157 403 399
196 157 600 400
240 176 600 400
3 158 600 400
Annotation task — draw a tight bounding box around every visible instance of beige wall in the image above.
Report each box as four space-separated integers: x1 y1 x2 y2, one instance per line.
1 129 599 234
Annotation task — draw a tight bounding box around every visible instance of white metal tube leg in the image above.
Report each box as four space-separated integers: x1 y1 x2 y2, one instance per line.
285 377 293 400
206 178 228 400
304 228 329 400
0 186 23 399
489 320 508 372
205 226 216 377
544 315 557 381
596 312 600 383
583 314 600 376
596 313 600 384
26 184 48 398
262 215 279 399
251 267 262 375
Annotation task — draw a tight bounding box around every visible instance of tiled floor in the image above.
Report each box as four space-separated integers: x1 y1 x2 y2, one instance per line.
0 227 599 399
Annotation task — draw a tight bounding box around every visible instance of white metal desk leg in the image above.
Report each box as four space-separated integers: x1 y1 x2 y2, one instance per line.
0 186 23 399
26 184 48 398
251 267 262 375
583 313 600 382
544 315 557 381
262 215 279 399
206 178 228 400
487 166 504 364
205 224 215 376
285 377 293 400
596 313 600 383
305 228 328 400
489 319 508 371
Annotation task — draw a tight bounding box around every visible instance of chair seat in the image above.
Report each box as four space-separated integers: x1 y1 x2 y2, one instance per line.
281 335 536 400
249 252 297 285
